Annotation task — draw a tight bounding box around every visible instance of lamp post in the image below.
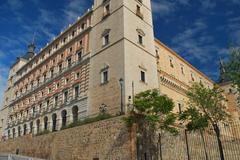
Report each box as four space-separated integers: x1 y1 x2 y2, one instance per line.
119 78 124 115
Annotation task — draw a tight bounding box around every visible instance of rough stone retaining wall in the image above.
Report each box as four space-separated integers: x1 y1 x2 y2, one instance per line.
0 116 136 160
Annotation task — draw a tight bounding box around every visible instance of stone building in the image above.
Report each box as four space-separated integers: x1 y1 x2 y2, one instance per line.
0 0 237 140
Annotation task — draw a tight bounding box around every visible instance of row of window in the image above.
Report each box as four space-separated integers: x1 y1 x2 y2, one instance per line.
15 49 84 98
13 64 88 114
18 16 90 83
8 106 80 138
10 85 81 124
156 49 211 86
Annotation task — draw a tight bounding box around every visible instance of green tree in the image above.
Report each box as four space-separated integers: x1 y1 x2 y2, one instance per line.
180 83 229 160
124 89 177 160
225 48 240 105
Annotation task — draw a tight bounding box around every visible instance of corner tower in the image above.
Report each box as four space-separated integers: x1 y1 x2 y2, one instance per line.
88 0 158 114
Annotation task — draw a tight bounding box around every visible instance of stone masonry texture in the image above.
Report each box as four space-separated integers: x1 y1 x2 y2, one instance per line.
0 117 136 160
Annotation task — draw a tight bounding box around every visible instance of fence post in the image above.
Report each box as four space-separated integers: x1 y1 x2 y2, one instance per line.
184 130 190 160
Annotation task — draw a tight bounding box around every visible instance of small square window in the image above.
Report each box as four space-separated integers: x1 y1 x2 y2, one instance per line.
103 34 109 46
140 71 145 82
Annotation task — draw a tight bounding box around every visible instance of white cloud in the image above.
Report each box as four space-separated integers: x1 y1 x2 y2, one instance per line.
151 0 175 16
7 0 23 10
171 19 228 64
200 0 216 10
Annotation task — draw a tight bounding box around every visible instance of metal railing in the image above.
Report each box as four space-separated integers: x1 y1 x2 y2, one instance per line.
0 154 45 160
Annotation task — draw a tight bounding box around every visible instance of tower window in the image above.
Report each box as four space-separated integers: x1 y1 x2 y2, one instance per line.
136 5 143 19
140 71 146 82
103 34 109 46
101 70 109 84
138 35 143 45
104 4 110 17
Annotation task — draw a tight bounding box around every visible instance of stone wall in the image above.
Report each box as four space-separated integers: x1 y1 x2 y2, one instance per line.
0 116 136 160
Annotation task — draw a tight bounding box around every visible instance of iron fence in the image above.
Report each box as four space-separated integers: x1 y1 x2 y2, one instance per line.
158 122 240 160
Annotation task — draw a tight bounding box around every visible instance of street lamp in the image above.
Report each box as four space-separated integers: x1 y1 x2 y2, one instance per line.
119 78 124 115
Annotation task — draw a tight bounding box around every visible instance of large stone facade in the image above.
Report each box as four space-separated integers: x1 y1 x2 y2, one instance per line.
0 0 160 139
0 117 136 160
0 0 239 143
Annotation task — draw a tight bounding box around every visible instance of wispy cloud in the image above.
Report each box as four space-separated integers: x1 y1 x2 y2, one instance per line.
151 0 175 16
7 0 23 10
171 19 228 65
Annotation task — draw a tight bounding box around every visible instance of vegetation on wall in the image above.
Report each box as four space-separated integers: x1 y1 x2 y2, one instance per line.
123 89 178 160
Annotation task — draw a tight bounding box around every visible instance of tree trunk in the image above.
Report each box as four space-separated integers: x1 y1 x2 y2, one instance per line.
200 129 209 160
158 132 163 160
213 124 225 160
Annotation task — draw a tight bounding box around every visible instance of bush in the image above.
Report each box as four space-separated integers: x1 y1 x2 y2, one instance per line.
61 113 113 130
36 130 50 136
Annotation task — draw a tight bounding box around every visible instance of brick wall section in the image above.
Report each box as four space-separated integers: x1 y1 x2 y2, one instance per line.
0 116 136 160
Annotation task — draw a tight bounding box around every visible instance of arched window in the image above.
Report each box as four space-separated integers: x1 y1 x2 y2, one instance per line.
23 124 27 135
72 106 79 123
8 130 11 139
36 119 40 133
61 110 67 127
44 117 48 130
18 126 21 137
52 114 57 132
30 121 33 133
13 128 15 138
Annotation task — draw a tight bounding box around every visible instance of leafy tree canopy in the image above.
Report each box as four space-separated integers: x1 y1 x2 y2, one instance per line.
124 89 178 134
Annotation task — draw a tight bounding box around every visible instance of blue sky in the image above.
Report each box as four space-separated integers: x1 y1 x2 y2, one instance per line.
0 0 240 106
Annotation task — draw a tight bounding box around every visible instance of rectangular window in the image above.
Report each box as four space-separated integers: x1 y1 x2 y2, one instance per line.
191 73 195 81
43 74 47 81
50 69 54 78
64 91 68 103
54 96 58 106
169 59 174 68
136 5 143 19
104 4 110 17
140 71 145 82
75 86 79 98
138 35 143 45
101 70 108 84
103 34 109 46
67 58 72 67
180 65 184 74
76 72 80 79
46 100 50 107
65 78 69 84
78 51 82 61
59 64 62 73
